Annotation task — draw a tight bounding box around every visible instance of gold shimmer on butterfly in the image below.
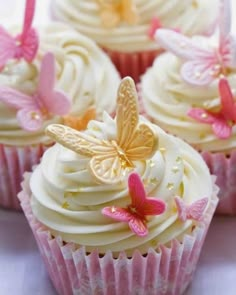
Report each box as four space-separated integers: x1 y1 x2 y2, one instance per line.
96 0 138 28
46 77 158 184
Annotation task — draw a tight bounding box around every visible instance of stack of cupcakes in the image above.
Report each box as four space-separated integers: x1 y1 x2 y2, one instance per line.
50 0 220 82
141 0 236 214
0 0 120 210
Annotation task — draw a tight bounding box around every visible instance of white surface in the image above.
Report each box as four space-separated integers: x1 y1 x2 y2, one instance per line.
0 0 236 294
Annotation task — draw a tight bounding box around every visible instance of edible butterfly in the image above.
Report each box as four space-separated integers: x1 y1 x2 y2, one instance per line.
154 0 236 86
102 172 166 237
175 196 208 222
0 0 38 70
188 77 236 139
46 77 158 184
96 0 138 28
63 108 96 131
0 52 71 131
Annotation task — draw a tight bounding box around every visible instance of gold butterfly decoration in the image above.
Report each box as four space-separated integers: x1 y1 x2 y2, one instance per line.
63 108 96 131
96 0 138 28
46 77 158 184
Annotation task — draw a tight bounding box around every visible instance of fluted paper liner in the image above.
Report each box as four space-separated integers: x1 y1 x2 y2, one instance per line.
19 172 218 295
0 144 49 210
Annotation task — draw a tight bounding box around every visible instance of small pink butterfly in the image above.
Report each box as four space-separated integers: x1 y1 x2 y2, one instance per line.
174 196 208 222
188 77 236 139
102 172 166 237
0 52 71 131
154 0 236 86
148 17 180 39
0 0 38 70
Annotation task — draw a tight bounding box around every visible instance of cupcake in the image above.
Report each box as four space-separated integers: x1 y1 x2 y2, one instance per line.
19 77 218 294
0 0 120 210
50 0 219 82
141 0 235 214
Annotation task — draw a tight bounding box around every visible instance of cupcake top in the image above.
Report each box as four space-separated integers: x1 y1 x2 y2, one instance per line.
0 0 120 146
30 77 216 256
51 0 219 53
141 0 236 153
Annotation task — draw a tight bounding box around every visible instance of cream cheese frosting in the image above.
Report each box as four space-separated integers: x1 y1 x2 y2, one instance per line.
30 112 215 255
141 52 236 153
51 0 219 52
0 23 120 146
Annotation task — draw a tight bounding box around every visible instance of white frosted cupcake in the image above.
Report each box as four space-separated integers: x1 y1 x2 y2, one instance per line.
141 0 236 214
0 0 120 210
50 0 219 82
19 77 218 294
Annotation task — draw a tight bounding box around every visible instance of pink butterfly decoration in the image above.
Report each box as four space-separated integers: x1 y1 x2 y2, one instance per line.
102 172 166 237
154 0 236 86
175 196 208 222
0 0 38 70
0 52 71 131
148 17 180 39
188 77 236 139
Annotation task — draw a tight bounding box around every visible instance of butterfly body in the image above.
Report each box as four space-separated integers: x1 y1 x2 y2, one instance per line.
102 173 166 237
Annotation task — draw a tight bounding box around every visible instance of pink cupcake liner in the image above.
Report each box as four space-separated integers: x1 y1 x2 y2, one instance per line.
202 151 236 215
19 174 218 295
103 49 163 83
0 144 49 211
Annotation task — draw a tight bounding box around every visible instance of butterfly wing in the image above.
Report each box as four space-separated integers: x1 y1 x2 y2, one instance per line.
128 172 146 211
17 108 43 131
63 108 96 131
219 0 231 49
188 108 217 124
38 53 71 116
155 29 213 60
102 206 132 222
174 196 187 222
212 118 232 139
218 78 236 121
129 218 148 237
116 77 158 161
148 17 162 39
187 197 208 221
0 26 16 68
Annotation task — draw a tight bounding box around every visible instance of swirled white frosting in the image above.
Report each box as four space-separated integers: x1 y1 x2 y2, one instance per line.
141 52 236 153
51 0 219 52
30 113 215 255
0 23 120 146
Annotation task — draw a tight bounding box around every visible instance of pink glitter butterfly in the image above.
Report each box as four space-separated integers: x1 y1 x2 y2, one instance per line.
188 77 236 139
0 0 38 70
148 17 180 39
175 196 208 222
154 0 236 86
0 52 71 131
102 172 166 237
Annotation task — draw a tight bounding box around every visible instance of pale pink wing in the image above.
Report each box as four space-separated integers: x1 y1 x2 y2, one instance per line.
219 0 231 47
21 0 36 40
129 218 148 237
17 108 43 131
0 87 35 110
187 197 208 221
218 78 236 121
148 17 162 39
102 207 133 222
155 29 213 60
174 196 187 222
143 198 166 216
0 26 16 68
128 173 146 213
37 52 71 115
181 59 217 86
